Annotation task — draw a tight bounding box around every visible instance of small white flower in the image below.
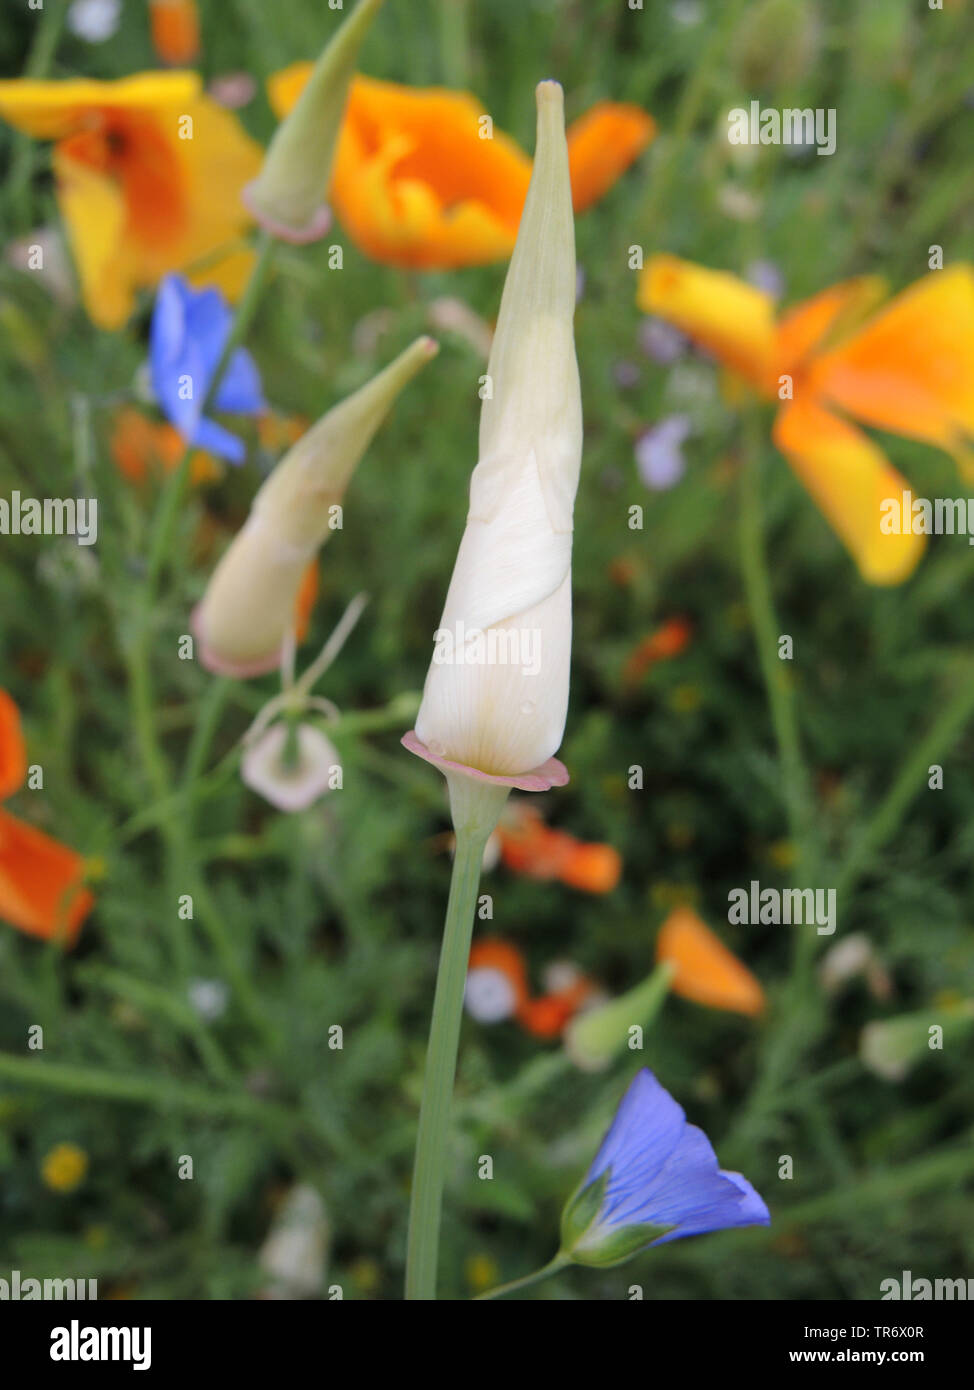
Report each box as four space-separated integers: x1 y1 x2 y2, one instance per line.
241 723 340 813
67 0 121 43
464 967 518 1023
187 979 229 1022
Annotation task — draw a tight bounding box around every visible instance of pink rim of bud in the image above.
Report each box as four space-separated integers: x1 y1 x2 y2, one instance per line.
241 182 333 244
402 729 569 792
190 603 283 679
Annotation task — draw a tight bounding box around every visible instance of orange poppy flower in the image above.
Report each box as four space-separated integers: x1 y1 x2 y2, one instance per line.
149 0 201 67
267 71 655 268
0 691 27 800
655 906 765 1018
0 691 93 946
497 803 621 894
110 407 220 484
0 72 261 328
622 615 693 688
517 965 599 1039
0 810 93 946
639 257 974 584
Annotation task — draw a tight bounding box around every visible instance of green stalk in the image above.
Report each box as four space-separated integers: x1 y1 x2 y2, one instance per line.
738 410 817 880
0 1053 295 1132
475 1254 570 1301
404 823 490 1299
123 231 277 982
5 0 69 227
835 667 974 901
405 775 509 1299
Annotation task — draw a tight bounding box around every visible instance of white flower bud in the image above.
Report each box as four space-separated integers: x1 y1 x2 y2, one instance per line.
414 81 581 778
194 336 437 676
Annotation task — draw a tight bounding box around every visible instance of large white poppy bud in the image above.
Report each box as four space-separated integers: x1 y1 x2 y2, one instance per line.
411 81 581 781
194 336 437 677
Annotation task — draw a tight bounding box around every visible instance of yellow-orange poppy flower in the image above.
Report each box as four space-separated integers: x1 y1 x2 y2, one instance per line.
267 70 654 269
655 906 765 1018
0 72 262 328
110 407 220 484
639 257 974 584
149 0 201 67
497 803 621 894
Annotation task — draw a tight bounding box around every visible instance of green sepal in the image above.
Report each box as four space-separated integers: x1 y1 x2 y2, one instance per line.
559 1171 609 1252
569 1220 671 1269
560 1169 672 1268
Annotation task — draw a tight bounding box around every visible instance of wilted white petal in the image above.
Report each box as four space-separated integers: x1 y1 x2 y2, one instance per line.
259 1183 329 1299
241 723 340 813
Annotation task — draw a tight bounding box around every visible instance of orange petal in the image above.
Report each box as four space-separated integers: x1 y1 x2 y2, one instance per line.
810 267 974 474
637 254 777 390
0 807 93 946
110 409 218 484
497 805 566 879
622 615 692 687
516 993 576 1039
558 843 622 894
327 76 530 268
566 101 655 214
656 906 764 1017
149 0 201 66
0 690 27 799
773 397 926 585
775 276 886 375
270 70 530 267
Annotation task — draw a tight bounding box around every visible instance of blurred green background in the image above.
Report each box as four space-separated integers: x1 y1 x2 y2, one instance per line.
1 0 973 1300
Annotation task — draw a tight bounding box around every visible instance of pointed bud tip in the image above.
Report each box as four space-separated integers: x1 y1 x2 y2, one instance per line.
536 80 564 108
416 335 440 360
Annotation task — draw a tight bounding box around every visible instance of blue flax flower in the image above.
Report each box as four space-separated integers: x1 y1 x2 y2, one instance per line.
149 275 265 465
561 1068 769 1266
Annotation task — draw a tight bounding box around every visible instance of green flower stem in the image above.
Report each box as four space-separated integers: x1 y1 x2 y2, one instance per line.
77 964 235 1086
405 825 488 1299
5 0 70 226
475 1253 571 1301
738 411 817 883
638 0 751 234
405 779 508 1300
0 1052 297 1134
731 413 825 1150
124 232 276 983
835 665 974 902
